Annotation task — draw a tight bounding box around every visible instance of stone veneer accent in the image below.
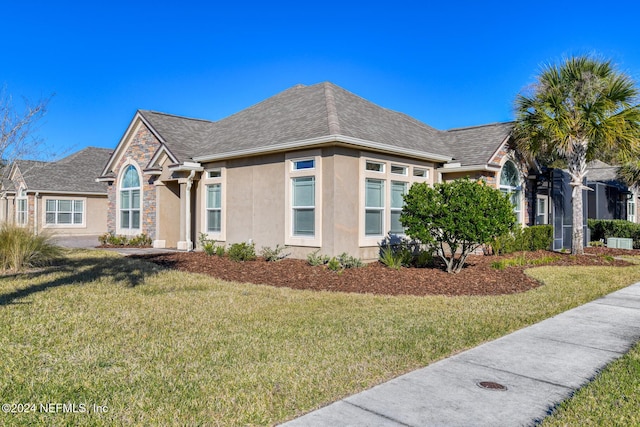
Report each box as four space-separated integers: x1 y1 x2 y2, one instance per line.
107 123 161 239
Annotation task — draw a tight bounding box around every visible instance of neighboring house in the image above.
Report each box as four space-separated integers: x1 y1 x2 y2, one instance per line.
0 147 111 236
98 82 527 260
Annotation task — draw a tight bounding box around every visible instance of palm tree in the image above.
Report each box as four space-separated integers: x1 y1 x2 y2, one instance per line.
513 56 640 254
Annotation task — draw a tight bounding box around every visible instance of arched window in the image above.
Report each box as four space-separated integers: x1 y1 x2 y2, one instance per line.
500 161 521 223
120 165 141 230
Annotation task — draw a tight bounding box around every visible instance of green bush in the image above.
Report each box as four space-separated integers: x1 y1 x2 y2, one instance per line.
327 257 342 272
379 245 407 270
98 232 151 247
260 244 290 262
307 249 330 266
129 233 152 246
401 179 516 273
336 252 363 269
227 242 257 262
378 240 433 269
0 223 62 272
491 225 553 255
588 219 640 249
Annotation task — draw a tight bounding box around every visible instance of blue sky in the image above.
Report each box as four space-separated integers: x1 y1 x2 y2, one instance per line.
3 0 640 159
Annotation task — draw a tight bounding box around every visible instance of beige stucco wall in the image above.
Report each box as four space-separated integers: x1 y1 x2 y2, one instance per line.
156 182 181 248
193 146 438 261
39 194 108 236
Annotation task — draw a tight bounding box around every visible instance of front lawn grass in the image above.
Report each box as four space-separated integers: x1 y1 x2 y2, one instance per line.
542 340 640 426
1 250 639 426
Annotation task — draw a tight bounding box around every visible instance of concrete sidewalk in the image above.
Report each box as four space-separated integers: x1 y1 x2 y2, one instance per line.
282 282 640 427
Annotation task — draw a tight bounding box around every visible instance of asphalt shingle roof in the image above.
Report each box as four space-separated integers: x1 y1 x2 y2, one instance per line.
134 82 511 166
586 160 621 182
19 147 111 194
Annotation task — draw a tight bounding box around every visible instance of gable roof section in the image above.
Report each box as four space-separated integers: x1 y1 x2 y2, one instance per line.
20 147 111 194
586 160 622 183
446 122 514 166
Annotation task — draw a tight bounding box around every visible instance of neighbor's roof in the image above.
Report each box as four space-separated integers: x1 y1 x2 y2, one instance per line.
446 122 514 166
18 147 112 194
134 82 512 167
586 159 621 182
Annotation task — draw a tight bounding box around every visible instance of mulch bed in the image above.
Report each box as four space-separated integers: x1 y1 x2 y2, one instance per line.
130 247 637 297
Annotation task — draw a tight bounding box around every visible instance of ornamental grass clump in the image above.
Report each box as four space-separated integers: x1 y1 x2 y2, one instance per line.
0 223 62 272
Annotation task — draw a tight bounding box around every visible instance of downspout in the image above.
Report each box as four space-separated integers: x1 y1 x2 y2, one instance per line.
185 170 195 251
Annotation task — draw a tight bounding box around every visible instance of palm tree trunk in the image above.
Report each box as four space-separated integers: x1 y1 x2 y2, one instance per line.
568 140 588 255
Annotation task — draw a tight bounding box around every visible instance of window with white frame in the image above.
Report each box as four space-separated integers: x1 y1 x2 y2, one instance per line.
120 165 141 230
16 188 27 225
390 181 408 234
206 184 222 232
500 160 522 223
292 176 315 236
293 159 315 170
361 158 432 244
365 178 385 236
46 199 84 225
628 197 636 223
536 196 547 225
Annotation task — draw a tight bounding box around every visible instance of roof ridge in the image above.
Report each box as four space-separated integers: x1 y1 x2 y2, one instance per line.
447 121 514 132
323 82 341 134
140 109 214 124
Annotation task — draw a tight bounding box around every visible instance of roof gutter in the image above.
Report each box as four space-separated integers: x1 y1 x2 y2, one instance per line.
193 135 453 163
436 164 502 173
168 161 204 172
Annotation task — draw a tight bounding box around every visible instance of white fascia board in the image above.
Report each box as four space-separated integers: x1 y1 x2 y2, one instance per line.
437 164 502 173
27 190 107 196
193 135 453 163
168 162 204 172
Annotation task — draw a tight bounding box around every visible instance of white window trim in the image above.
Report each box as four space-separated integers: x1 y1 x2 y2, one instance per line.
42 197 87 228
116 160 143 236
536 195 548 225
499 160 523 224
201 164 226 242
359 155 433 247
628 195 636 223
285 150 322 247
16 187 28 226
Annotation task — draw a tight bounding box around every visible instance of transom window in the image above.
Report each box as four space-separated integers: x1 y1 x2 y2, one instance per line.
391 165 407 175
292 176 315 236
120 165 141 230
413 168 428 178
46 200 83 225
207 169 222 179
293 159 315 170
365 161 385 173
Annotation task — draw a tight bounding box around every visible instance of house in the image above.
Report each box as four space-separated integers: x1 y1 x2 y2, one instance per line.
0 147 111 237
99 82 529 260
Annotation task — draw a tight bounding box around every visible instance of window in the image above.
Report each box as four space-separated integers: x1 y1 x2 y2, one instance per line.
46 200 84 225
390 181 407 234
365 179 385 236
292 177 315 236
206 184 222 232
536 196 547 225
120 165 141 230
500 161 522 223
293 159 315 170
413 168 429 178
16 188 27 225
207 169 222 179
365 161 384 173
391 165 407 175
628 197 636 223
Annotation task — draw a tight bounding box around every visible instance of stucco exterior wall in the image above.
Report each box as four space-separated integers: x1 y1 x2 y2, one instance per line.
39 194 107 236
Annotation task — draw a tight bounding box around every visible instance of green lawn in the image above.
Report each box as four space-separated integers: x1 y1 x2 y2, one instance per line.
1 250 639 426
542 341 640 426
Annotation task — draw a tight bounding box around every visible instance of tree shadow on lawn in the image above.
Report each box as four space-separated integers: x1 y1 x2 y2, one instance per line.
0 255 162 307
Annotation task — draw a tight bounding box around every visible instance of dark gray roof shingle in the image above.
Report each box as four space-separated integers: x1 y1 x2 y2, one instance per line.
134 82 510 166
20 147 111 194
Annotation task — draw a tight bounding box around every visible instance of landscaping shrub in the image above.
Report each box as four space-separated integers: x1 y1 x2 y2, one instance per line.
98 232 151 247
336 252 363 269
491 225 553 255
0 223 62 272
588 219 640 249
401 179 516 273
260 244 290 262
198 233 216 255
378 240 433 269
227 242 257 262
307 249 330 266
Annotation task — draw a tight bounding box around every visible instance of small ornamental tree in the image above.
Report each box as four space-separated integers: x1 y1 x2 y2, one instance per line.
400 179 516 273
